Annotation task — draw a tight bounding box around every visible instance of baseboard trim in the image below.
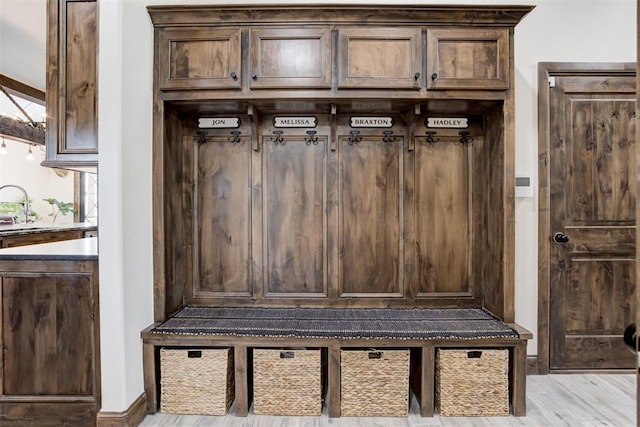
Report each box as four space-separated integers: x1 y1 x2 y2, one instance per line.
97 393 147 427
527 355 540 375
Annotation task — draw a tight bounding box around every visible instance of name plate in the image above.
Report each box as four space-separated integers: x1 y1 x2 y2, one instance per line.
273 117 317 128
351 117 393 128
426 117 468 128
198 117 240 129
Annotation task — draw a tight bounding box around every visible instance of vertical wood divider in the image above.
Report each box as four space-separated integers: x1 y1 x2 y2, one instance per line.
511 342 527 416
328 343 341 417
234 345 249 416
142 341 157 414
421 344 435 417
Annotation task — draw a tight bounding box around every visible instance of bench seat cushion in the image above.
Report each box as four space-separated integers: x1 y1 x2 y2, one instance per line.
149 307 518 340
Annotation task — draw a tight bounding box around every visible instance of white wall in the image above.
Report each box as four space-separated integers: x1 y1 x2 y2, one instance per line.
4 0 635 413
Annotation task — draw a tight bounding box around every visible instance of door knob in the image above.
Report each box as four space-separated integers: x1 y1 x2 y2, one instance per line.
553 232 570 244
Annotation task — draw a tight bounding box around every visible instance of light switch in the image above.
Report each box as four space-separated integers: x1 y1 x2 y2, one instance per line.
515 176 534 198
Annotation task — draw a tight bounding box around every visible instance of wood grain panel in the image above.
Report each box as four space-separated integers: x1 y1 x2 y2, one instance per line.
565 259 634 335
339 136 402 297
566 97 635 223
478 105 506 318
170 40 232 79
250 28 331 89
338 28 422 89
195 136 252 296
62 1 97 153
264 136 326 296
159 28 241 90
414 137 470 296
427 28 508 90
2 274 94 395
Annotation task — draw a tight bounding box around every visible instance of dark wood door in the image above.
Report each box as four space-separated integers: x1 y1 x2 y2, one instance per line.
549 73 636 369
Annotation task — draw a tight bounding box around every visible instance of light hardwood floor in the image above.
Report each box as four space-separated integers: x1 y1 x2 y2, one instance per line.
139 374 635 427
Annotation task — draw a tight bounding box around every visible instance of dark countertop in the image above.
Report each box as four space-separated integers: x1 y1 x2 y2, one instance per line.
0 222 97 237
0 237 97 261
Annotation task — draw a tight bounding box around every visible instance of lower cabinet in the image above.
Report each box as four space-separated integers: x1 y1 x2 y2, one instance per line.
0 257 99 426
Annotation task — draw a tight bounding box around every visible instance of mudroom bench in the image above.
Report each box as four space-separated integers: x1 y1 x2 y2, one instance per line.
141 307 531 418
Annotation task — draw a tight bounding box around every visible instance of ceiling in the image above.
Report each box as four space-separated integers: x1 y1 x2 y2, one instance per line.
0 0 47 91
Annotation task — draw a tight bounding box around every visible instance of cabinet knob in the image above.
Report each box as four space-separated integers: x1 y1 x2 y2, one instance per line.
251 73 257 80
553 232 570 244
431 73 438 81
414 72 421 81
230 71 237 80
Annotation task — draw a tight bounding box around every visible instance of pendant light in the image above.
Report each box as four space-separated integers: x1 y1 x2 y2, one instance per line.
26 144 33 161
0 137 6 156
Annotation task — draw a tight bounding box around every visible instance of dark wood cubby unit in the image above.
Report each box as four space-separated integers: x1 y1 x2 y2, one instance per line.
143 4 534 418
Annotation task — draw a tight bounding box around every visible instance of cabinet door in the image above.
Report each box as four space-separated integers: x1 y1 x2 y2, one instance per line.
249 28 332 89
158 28 241 90
45 0 98 167
338 28 422 89
426 28 509 90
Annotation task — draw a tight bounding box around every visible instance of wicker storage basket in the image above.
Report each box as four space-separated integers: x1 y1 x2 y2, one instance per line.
436 348 509 417
160 348 234 415
253 349 322 416
340 349 410 417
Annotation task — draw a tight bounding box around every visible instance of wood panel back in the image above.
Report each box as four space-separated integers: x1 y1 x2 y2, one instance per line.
264 136 326 296
413 136 471 296
338 135 402 297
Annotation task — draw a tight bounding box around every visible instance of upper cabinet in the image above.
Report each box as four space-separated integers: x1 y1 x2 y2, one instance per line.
158 28 242 90
44 0 98 169
337 28 422 90
426 28 509 90
249 28 332 89
148 6 533 98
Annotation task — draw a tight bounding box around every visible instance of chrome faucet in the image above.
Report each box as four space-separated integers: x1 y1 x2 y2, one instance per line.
0 185 30 224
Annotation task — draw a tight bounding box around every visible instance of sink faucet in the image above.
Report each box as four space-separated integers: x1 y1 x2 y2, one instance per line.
0 185 30 224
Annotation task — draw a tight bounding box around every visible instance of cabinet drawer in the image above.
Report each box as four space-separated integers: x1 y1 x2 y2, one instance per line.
249 28 332 89
427 28 509 90
158 28 241 90
338 27 422 89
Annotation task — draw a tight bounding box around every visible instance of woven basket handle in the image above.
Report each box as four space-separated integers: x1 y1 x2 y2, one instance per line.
467 350 483 359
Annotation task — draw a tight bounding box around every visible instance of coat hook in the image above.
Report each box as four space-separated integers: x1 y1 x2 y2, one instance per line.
426 131 439 144
348 130 362 145
459 131 474 145
382 130 395 143
229 130 242 143
272 130 285 145
195 131 207 144
305 130 319 145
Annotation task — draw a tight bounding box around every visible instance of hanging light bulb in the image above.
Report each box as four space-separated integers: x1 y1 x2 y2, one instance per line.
0 137 6 156
26 144 34 161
